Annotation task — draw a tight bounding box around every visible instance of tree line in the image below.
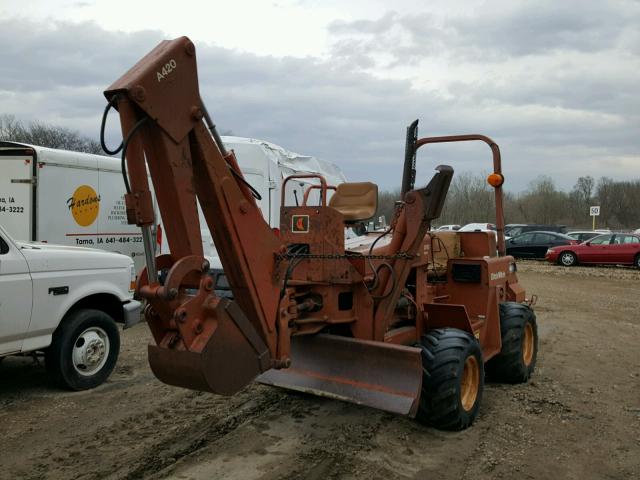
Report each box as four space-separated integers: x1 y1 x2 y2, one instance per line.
377 173 640 230
0 114 102 154
1 114 637 230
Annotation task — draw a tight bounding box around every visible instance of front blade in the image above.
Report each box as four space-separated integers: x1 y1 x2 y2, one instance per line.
257 334 423 417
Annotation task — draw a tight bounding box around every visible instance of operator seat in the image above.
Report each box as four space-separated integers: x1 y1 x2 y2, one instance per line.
329 182 378 223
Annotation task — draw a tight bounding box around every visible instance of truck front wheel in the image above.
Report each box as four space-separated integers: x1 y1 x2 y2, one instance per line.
45 309 120 390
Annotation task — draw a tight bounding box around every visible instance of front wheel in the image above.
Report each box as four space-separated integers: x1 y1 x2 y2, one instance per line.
559 251 577 266
45 309 120 390
486 302 538 383
416 328 484 430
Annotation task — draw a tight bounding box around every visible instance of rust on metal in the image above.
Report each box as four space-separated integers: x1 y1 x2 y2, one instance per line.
103 36 532 422
414 134 507 255
257 334 422 417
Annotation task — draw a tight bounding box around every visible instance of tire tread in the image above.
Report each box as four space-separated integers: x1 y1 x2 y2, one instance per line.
45 308 120 391
416 328 484 430
486 303 537 383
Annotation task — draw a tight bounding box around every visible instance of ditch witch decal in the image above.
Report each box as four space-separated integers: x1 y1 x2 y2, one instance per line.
67 185 101 227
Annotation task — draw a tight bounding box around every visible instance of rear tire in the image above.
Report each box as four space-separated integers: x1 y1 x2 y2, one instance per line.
486 303 537 383
559 251 577 266
416 328 484 430
45 309 120 391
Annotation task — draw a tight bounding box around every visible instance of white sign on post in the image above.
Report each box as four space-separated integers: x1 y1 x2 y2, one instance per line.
590 206 600 216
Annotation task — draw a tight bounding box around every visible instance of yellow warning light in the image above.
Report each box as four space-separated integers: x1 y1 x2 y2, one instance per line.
487 173 504 188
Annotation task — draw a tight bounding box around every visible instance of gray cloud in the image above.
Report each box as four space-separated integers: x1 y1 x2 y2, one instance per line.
0 8 638 193
329 1 640 59
330 11 399 35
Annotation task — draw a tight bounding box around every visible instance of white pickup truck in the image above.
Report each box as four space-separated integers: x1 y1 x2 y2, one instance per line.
0 224 141 390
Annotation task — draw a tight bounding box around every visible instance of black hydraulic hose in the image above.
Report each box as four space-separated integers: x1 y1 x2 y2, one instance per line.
365 224 394 293
229 165 262 201
201 101 228 156
370 262 397 300
100 95 124 155
200 100 262 201
120 117 148 194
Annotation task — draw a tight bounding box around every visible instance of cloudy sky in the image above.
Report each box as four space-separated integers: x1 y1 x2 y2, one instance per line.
1 0 638 191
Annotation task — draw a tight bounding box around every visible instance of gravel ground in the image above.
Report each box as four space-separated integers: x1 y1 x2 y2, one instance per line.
1 262 638 480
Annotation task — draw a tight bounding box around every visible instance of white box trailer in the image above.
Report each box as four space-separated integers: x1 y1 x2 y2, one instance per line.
0 141 154 271
179 136 347 264
0 138 346 272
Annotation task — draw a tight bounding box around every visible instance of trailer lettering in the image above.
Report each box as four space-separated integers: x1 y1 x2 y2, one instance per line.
66 185 101 227
0 205 24 213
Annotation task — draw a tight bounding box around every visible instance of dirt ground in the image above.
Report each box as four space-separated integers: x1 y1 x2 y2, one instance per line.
1 262 639 480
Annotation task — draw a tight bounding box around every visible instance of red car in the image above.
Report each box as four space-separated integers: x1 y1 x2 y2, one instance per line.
545 233 640 267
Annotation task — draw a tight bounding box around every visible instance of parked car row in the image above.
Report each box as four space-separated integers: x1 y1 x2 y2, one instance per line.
503 228 640 268
445 221 640 268
506 231 577 258
504 224 567 238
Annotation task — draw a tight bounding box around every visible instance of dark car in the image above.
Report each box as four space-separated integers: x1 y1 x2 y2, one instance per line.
546 233 640 267
506 231 577 259
505 224 567 238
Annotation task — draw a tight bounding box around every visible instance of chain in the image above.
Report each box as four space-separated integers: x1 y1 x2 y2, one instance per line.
276 251 414 261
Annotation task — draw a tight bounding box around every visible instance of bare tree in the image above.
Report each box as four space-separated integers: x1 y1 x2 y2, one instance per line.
574 176 594 204
375 188 401 225
375 172 640 230
0 114 102 154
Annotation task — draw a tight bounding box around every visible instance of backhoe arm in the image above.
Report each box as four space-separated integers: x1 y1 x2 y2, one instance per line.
104 37 285 394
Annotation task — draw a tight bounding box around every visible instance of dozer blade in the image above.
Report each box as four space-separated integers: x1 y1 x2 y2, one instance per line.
257 334 423 417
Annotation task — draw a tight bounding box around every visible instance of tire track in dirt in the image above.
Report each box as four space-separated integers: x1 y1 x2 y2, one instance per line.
15 385 288 480
125 387 288 479
2 265 639 479
157 390 484 480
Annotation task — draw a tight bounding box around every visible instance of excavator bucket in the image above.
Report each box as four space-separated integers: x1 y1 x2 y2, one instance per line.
257 334 423 417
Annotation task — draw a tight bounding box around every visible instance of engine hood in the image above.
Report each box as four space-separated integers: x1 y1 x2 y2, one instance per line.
17 241 133 272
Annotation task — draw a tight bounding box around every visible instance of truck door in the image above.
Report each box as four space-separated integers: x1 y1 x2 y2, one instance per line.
0 231 32 355
0 152 34 241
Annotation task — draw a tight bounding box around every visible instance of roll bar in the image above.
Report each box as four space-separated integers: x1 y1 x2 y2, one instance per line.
402 120 506 256
281 174 328 207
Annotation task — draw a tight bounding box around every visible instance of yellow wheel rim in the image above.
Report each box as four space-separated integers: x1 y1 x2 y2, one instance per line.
461 355 480 412
522 322 534 367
